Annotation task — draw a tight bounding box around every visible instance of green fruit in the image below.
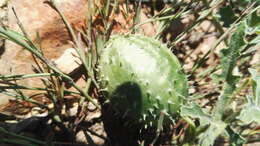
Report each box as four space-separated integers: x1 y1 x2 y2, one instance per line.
98 34 188 126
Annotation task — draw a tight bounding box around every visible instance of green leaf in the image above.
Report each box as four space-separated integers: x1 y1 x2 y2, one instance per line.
246 11 260 34
218 6 237 27
225 126 246 146
181 104 228 146
198 120 227 146
181 103 211 126
220 23 245 81
237 102 260 124
213 22 246 120
0 27 29 41
249 68 260 105
184 22 248 146
237 69 260 124
247 11 260 27
0 27 41 56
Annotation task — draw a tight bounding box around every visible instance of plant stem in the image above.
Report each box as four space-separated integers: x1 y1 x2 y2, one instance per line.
0 73 54 81
0 127 46 145
48 0 99 89
0 27 100 109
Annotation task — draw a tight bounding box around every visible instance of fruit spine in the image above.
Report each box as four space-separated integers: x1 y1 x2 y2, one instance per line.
98 34 188 126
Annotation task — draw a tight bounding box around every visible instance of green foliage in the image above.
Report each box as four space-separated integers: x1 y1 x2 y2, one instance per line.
181 103 211 126
246 11 260 35
218 6 237 27
181 14 259 145
220 23 245 81
213 22 246 120
181 104 228 146
198 121 227 146
225 126 246 146
0 127 46 146
238 102 260 124
237 69 260 124
247 11 260 28
0 0 260 145
250 69 260 105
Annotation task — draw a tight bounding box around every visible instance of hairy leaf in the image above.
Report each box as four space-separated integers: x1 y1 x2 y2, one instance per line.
238 103 260 124
181 103 211 126
237 69 260 124
220 23 245 81
197 22 247 146
214 22 246 120
198 121 226 146
249 68 260 105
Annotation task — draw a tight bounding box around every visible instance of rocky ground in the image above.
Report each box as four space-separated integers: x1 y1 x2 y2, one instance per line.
0 0 8 106
0 0 259 145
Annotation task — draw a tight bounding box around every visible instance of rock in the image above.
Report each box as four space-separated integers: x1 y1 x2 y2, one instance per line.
0 0 157 108
0 0 88 106
53 48 80 74
1 0 87 74
0 1 8 106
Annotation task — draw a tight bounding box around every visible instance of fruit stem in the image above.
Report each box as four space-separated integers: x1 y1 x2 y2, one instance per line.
151 111 165 145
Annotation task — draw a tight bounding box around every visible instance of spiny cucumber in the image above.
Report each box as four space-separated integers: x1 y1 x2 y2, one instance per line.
98 34 188 127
